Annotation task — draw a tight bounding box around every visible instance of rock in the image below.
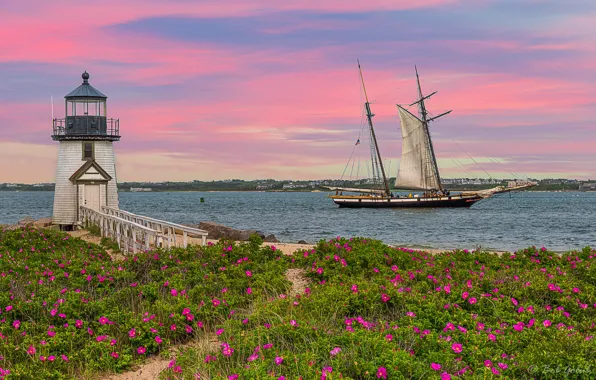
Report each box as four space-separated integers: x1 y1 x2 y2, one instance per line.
34 217 53 228
18 216 35 227
198 222 265 241
297 240 308 244
238 230 264 241
264 234 279 243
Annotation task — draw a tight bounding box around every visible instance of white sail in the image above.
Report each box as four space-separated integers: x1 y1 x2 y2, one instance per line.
395 105 441 190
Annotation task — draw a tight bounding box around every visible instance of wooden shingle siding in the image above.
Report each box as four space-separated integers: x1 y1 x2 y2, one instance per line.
52 140 119 225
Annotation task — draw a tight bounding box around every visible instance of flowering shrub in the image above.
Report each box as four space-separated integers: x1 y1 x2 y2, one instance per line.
0 227 289 379
2 229 595 379
170 238 595 379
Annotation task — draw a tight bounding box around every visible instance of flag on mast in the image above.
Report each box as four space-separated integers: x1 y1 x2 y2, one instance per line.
355 139 360 145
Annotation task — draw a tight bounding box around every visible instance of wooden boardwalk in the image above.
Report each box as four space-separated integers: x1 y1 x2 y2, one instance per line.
79 206 208 254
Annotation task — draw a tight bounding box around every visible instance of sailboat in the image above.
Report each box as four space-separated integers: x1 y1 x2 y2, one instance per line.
329 63 535 208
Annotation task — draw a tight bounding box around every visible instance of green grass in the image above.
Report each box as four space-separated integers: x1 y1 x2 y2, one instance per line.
0 227 594 379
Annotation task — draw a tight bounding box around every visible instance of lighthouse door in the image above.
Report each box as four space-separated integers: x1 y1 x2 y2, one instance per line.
84 184 101 212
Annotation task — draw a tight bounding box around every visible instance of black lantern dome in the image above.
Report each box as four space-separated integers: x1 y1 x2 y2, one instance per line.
52 72 120 141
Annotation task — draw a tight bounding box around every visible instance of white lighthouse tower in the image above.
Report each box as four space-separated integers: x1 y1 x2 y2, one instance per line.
52 72 120 229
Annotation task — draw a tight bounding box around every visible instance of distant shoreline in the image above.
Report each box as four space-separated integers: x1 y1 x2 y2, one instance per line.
0 189 592 193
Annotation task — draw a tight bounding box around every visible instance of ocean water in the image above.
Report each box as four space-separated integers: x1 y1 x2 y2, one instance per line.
0 191 594 252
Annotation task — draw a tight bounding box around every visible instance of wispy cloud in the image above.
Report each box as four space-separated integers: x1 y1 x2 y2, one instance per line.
0 0 594 182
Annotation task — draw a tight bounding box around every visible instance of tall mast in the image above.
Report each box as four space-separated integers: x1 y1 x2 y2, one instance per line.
358 60 391 196
415 66 443 191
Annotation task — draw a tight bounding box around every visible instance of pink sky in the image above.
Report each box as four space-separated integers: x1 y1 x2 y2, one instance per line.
0 0 595 183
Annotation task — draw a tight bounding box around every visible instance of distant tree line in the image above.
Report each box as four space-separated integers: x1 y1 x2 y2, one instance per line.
0 179 592 192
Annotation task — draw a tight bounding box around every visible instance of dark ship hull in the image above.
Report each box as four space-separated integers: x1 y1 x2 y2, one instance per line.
330 194 483 208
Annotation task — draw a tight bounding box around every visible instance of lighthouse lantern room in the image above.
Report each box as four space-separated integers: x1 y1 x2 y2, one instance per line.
52 72 120 229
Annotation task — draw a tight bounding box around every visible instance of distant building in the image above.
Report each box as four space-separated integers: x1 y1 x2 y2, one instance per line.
579 183 596 191
130 187 152 192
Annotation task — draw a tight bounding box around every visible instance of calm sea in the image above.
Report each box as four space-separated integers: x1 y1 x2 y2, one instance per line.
0 191 594 252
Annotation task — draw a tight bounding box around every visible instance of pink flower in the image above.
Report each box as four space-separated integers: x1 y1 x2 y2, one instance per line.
451 343 463 353
137 346 146 354
511 297 518 306
75 320 83 328
469 297 477 305
316 267 324 275
462 291 469 300
441 373 452 380
377 367 387 379
275 356 283 365
27 345 36 355
12 320 20 329
431 363 442 371
221 342 234 357
488 334 496 341
385 334 393 341
61 354 68 362
155 336 163 344
263 343 273 349
290 320 297 326
351 284 358 293
246 287 252 295
330 347 341 356
170 324 177 331
128 328 136 338
216 328 224 336
245 270 252 277
543 320 551 327
228 375 239 380
382 294 391 303
170 288 178 297
111 352 119 359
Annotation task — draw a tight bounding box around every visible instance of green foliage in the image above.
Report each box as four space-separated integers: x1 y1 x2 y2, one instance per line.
1 229 595 380
100 237 120 252
87 224 101 237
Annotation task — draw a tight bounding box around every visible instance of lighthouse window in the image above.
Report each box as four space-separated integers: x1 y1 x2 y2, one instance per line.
82 142 94 160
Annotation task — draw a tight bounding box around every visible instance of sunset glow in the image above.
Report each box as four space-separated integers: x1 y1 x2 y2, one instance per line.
1 0 595 182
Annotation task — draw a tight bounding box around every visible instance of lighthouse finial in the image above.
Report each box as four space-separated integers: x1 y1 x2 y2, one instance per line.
82 71 90 83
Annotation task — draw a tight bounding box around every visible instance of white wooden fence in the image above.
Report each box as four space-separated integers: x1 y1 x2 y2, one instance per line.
79 206 158 254
79 206 208 254
100 206 208 248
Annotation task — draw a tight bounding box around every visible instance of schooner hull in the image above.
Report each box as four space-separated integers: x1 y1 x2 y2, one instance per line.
330 194 482 208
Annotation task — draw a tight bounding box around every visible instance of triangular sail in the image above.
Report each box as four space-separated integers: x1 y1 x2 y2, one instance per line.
395 105 441 190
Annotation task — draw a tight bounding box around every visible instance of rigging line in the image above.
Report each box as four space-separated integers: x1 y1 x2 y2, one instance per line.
349 152 356 180
341 102 369 180
453 157 478 178
451 158 477 179
486 157 523 181
340 144 359 180
450 138 494 180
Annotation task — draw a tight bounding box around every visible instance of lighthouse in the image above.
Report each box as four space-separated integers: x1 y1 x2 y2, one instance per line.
52 72 120 229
